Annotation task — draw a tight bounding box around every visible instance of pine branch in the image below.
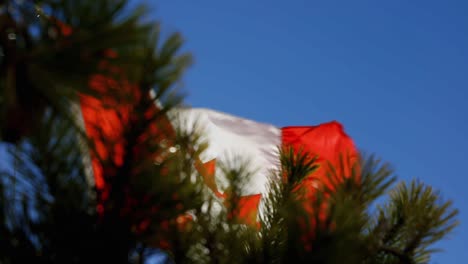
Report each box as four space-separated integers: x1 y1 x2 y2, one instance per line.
367 180 459 264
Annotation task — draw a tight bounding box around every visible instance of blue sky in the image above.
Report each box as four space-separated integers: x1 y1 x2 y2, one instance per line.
153 1 467 263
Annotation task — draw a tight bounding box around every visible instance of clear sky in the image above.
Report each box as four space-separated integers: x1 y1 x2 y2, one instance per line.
153 1 467 263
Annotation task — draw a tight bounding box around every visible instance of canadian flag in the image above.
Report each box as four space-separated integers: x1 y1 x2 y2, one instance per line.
79 76 359 226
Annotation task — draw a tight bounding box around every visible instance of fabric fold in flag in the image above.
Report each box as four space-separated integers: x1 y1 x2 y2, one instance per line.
226 194 263 227
282 123 360 190
194 158 225 198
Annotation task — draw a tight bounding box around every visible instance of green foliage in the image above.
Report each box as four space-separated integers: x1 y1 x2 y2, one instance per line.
0 0 186 143
0 1 459 263
153 149 459 264
363 180 459 264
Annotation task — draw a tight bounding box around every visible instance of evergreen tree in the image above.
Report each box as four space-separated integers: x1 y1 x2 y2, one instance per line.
0 1 459 263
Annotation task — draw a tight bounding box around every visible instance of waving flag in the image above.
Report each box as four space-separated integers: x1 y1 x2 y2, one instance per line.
79 77 359 226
